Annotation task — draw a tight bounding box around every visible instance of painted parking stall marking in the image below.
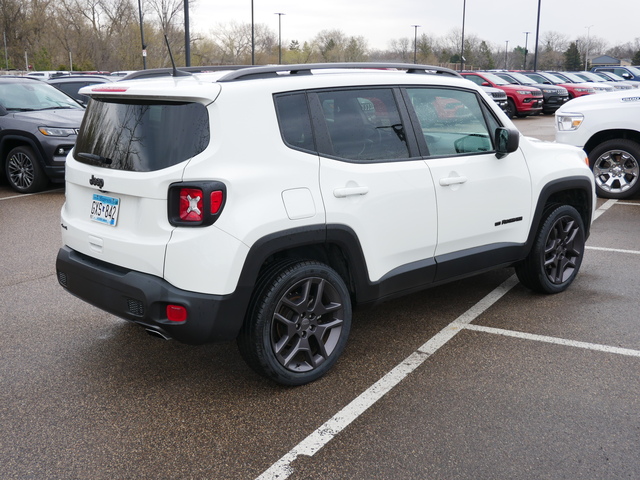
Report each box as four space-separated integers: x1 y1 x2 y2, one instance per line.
257 198 640 480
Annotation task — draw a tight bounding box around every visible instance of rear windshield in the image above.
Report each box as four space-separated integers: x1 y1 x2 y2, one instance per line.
74 99 210 171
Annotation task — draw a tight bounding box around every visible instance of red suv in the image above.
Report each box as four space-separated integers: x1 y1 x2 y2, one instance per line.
461 71 543 118
522 71 595 100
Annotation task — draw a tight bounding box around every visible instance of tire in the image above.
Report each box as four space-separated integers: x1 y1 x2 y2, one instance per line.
516 205 586 294
5 146 49 193
505 99 517 119
588 139 640 199
237 260 352 386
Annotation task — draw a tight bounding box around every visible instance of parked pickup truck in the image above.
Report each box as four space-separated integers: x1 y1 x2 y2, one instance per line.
556 90 640 198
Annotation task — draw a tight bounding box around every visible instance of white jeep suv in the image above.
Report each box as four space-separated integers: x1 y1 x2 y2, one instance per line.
56 63 596 385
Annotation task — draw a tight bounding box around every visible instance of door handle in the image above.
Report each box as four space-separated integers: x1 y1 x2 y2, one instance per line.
333 186 370 198
439 175 468 186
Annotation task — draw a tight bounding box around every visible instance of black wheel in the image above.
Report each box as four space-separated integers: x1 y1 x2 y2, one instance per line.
505 99 517 119
238 260 352 386
516 205 586 294
588 139 640 199
5 146 48 193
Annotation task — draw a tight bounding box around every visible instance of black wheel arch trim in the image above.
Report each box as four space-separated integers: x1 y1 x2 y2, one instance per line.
0 133 47 168
525 176 594 252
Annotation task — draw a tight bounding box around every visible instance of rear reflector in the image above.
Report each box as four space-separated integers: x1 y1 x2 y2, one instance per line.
166 305 187 323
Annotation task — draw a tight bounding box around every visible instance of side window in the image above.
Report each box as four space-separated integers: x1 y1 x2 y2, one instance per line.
316 88 410 161
274 93 315 153
407 87 494 157
463 74 484 86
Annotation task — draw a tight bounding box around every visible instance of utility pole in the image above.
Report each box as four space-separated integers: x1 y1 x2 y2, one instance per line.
411 25 420 64
523 31 531 69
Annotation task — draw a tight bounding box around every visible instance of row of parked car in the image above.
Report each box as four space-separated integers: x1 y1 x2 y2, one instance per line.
463 69 639 119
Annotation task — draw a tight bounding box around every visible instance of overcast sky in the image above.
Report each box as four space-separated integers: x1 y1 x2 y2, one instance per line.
190 0 635 52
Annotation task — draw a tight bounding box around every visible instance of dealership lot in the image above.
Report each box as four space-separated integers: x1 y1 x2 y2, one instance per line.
1 115 639 479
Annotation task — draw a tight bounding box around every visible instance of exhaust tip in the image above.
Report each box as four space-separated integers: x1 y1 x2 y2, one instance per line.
145 328 172 341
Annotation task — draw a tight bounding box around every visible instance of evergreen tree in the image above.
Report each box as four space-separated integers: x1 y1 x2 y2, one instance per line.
564 42 582 70
632 50 640 66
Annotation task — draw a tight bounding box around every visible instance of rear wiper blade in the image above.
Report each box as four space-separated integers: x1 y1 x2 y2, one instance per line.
77 152 112 165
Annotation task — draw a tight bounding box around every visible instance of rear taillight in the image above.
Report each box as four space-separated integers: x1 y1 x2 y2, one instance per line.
179 188 204 222
168 181 226 226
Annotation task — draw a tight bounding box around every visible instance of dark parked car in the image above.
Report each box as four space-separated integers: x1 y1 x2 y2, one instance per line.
47 74 114 105
0 77 85 193
493 71 569 114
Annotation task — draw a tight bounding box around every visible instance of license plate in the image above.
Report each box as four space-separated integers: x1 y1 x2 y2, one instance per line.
90 194 120 226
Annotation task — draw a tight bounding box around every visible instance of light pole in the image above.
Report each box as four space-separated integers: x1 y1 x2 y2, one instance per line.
533 0 541 71
184 0 190 66
411 24 420 64
504 40 509 69
460 0 466 71
137 0 147 69
275 13 285 64
584 25 594 70
251 0 255 65
523 31 531 69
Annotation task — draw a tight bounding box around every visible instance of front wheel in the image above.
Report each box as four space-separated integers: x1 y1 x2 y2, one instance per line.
505 99 517 119
237 260 352 386
588 139 640 199
5 146 49 193
516 205 586 294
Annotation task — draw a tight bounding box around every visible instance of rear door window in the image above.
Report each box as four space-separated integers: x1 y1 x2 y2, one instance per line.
314 88 411 161
74 99 210 171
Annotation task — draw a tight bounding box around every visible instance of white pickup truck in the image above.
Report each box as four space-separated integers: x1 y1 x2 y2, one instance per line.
556 90 640 199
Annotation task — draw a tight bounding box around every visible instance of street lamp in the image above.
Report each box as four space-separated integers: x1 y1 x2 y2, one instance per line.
585 25 594 70
460 0 466 71
523 31 531 69
411 25 420 64
251 0 255 65
504 40 509 69
137 0 147 69
275 13 285 64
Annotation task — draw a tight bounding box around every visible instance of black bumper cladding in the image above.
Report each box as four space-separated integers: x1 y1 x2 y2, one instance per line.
55 246 244 344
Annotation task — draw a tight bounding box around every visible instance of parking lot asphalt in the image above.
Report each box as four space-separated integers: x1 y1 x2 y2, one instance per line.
1 114 639 479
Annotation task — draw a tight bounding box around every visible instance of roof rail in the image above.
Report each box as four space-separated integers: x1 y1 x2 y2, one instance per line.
217 63 462 82
122 65 250 81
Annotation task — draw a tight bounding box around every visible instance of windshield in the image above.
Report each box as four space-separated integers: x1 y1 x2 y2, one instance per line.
559 72 586 83
0 81 82 111
576 72 604 82
627 66 640 76
481 72 510 85
74 99 210 172
507 72 536 85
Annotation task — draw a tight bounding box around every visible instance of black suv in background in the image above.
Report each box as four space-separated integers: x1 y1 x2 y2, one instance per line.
0 77 85 193
493 71 569 114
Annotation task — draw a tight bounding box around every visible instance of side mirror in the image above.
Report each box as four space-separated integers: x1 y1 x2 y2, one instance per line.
495 127 519 159
0 104 7 116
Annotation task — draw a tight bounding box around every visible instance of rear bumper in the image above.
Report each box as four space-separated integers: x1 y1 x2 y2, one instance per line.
56 246 247 344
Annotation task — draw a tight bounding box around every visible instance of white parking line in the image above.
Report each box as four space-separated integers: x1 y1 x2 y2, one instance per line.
464 324 640 358
587 246 640 255
257 198 634 480
593 199 617 220
256 275 520 480
0 188 64 201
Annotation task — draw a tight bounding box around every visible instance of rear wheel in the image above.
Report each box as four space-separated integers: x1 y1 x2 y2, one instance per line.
237 260 352 385
516 205 585 294
5 146 48 193
589 139 640 199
